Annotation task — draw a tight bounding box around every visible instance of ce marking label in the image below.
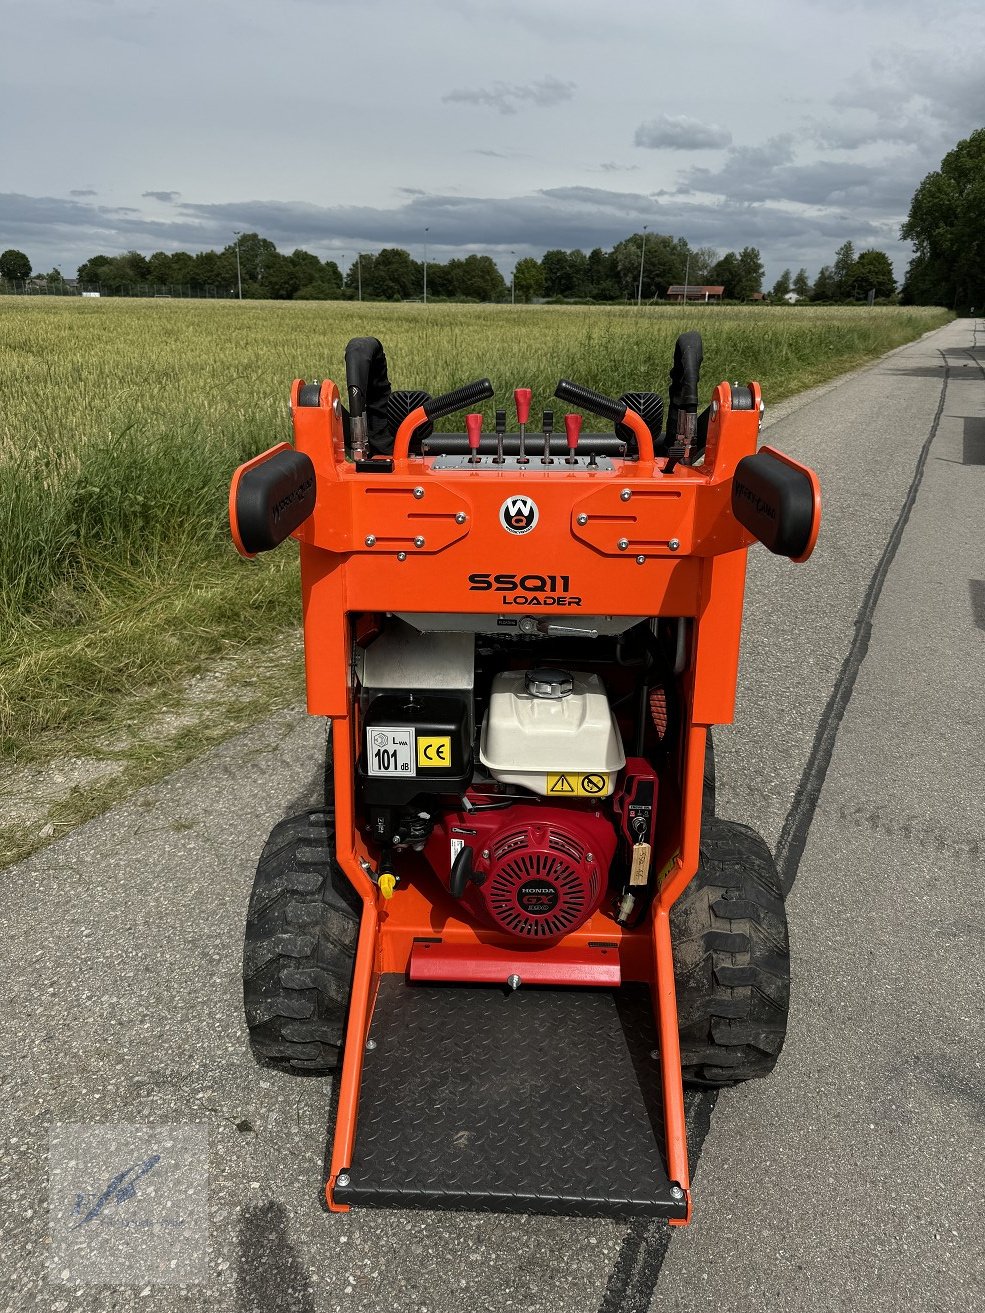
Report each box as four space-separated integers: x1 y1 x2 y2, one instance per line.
417 736 451 768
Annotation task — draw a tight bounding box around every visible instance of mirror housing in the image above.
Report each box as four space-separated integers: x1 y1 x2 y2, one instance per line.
229 443 316 557
731 445 821 561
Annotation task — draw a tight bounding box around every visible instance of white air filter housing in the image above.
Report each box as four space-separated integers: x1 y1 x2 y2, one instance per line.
479 670 625 798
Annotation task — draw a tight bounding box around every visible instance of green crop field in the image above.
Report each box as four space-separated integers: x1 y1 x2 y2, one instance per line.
0 298 950 762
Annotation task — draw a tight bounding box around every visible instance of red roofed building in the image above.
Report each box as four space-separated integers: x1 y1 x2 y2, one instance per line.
666 285 725 303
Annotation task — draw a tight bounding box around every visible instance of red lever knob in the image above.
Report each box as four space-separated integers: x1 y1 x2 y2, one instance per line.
564 413 583 452
514 388 532 426
466 412 483 457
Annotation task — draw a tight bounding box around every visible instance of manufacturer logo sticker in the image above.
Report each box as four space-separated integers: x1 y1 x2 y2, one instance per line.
499 495 539 535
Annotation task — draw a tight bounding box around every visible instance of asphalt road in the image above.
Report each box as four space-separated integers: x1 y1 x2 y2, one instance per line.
2 319 982 1312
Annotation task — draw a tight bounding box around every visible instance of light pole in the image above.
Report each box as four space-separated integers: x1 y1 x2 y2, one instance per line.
423 227 429 304
683 251 690 305
511 250 516 305
357 253 362 302
637 225 647 307
233 230 243 300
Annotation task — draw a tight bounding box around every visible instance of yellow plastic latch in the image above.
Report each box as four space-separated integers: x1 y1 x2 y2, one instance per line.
378 872 397 900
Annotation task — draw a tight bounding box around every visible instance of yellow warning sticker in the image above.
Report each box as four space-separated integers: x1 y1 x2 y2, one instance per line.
655 850 681 887
417 736 451 768
546 772 611 797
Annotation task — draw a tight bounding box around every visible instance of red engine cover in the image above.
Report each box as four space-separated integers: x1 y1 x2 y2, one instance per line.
427 804 617 943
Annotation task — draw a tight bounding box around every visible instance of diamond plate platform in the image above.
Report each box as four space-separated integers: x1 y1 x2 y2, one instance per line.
334 979 686 1218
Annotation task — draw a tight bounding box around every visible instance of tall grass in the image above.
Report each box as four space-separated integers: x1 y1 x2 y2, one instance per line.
0 299 949 756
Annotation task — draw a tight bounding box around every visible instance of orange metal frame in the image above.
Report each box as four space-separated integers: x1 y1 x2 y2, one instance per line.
234 374 809 1225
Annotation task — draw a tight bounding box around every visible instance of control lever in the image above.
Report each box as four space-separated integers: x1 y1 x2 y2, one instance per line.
494 409 506 464
466 412 483 464
554 379 655 465
564 413 582 463
515 388 531 464
541 410 554 464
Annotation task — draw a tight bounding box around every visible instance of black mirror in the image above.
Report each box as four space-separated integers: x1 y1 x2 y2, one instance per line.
231 445 316 556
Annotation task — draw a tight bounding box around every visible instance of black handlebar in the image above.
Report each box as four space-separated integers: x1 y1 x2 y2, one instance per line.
423 378 494 421
554 379 626 423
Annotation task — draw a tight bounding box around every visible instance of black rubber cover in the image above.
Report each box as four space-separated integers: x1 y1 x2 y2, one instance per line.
423 378 494 421
344 337 393 455
666 331 703 444
732 450 815 557
616 391 664 454
386 389 433 449
554 379 626 423
235 448 316 553
335 979 688 1218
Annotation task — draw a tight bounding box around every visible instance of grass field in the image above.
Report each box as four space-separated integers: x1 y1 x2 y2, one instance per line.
0 299 950 764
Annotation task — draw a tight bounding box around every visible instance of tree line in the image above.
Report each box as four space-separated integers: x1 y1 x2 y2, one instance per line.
0 232 904 304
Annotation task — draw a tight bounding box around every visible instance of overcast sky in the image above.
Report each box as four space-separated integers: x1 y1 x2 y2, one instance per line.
2 0 983 285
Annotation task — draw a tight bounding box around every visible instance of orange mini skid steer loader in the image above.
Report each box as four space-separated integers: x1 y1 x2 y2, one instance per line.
230 332 820 1224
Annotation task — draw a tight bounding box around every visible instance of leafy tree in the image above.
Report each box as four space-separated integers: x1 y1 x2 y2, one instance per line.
541 249 573 297
566 249 590 297
263 252 302 300
321 259 343 291
708 251 740 297
169 251 196 286
833 241 856 298
191 249 235 292
901 128 985 310
586 247 620 300
453 254 505 301
344 253 374 295
792 268 812 298
0 248 31 280
612 232 693 300
735 247 765 299
146 251 173 284
849 250 896 300
512 257 544 303
222 233 276 286
290 249 324 284
77 253 111 284
811 265 838 300
373 247 421 299
772 269 792 299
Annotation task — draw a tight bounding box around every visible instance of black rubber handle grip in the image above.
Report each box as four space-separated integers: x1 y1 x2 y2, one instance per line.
423 378 494 421
554 379 626 423
668 332 703 412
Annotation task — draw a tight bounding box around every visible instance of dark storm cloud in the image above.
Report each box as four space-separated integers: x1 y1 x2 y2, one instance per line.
634 115 732 151
0 191 217 253
3 178 900 286
680 135 918 213
442 75 575 115
141 190 181 203
174 187 891 273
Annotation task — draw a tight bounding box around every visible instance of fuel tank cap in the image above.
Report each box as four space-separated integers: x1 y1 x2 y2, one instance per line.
524 668 574 699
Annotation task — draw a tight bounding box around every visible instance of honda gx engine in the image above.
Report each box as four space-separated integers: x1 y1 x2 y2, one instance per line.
355 618 662 941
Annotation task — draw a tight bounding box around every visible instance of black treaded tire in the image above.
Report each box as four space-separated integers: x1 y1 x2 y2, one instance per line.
243 809 360 1075
671 816 789 1085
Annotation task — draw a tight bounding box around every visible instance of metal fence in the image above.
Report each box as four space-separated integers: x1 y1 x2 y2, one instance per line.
0 280 233 299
